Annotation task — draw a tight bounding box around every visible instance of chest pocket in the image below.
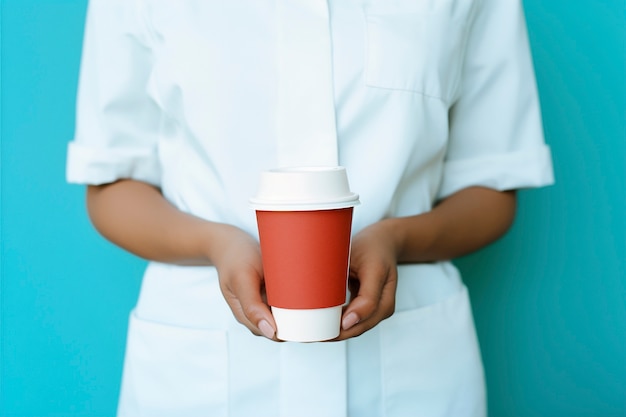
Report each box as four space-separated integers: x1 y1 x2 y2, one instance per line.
364 0 474 102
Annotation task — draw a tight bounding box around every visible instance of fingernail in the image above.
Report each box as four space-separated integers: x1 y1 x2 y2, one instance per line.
259 319 275 339
342 312 359 330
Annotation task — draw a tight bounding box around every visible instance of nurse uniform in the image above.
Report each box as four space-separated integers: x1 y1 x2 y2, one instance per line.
67 0 554 416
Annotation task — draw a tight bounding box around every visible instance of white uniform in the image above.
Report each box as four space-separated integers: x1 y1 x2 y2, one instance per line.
67 0 554 416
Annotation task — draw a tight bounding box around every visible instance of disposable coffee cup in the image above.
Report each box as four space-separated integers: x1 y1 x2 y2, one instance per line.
250 166 360 342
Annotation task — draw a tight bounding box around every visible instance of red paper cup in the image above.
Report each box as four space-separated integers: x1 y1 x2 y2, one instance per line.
250 167 359 342
256 208 354 309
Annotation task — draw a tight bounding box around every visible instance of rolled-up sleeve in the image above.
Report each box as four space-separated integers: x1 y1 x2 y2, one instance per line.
66 0 162 186
437 0 554 200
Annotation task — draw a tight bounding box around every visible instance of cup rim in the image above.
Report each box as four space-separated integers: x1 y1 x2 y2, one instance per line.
249 193 360 211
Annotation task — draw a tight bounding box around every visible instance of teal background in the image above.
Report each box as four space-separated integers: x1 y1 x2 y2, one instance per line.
1 0 624 416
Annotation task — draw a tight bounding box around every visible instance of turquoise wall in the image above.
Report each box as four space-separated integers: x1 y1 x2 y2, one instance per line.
1 1 624 416
459 1 625 415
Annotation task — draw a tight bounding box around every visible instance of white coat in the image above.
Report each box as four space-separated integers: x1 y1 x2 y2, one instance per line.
67 0 554 416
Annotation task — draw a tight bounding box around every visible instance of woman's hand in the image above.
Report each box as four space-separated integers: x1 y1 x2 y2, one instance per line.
332 187 516 341
87 180 514 343
334 220 399 341
210 224 278 341
86 180 278 340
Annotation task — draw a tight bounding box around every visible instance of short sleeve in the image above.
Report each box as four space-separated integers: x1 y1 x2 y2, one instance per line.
437 0 554 200
66 0 162 186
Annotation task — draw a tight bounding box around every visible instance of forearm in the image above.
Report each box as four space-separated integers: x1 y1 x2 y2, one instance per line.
385 187 517 263
86 179 231 265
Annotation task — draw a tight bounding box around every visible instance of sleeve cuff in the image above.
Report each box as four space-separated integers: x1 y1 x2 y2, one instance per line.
437 144 554 200
66 141 162 186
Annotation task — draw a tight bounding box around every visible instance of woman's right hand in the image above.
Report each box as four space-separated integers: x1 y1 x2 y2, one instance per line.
87 180 277 340
210 224 278 341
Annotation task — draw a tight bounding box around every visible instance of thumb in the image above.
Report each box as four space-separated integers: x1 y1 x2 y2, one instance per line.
341 265 388 330
232 272 277 339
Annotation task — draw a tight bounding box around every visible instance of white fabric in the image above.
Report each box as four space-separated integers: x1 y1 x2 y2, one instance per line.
275 0 339 167
68 0 554 415
279 342 347 417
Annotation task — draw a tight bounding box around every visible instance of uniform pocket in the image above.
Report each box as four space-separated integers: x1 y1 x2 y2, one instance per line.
117 312 228 417
379 286 486 417
364 1 471 101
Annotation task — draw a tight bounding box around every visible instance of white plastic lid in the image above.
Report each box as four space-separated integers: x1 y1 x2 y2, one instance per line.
249 166 360 211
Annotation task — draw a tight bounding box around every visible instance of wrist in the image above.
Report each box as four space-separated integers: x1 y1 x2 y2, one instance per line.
376 217 405 259
200 221 233 266
385 212 441 264
201 222 259 269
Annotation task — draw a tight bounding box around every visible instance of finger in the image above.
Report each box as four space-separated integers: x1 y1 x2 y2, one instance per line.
219 269 277 340
224 295 262 335
335 275 396 340
230 271 277 339
341 262 390 330
231 298 278 341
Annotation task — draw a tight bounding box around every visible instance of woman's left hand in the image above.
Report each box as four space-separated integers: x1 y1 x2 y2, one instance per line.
334 219 399 341
333 187 518 341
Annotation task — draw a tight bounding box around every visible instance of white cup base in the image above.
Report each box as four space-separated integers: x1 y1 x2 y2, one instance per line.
271 305 342 342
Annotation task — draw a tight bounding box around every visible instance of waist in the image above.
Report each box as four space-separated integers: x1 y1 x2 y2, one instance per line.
134 261 464 330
